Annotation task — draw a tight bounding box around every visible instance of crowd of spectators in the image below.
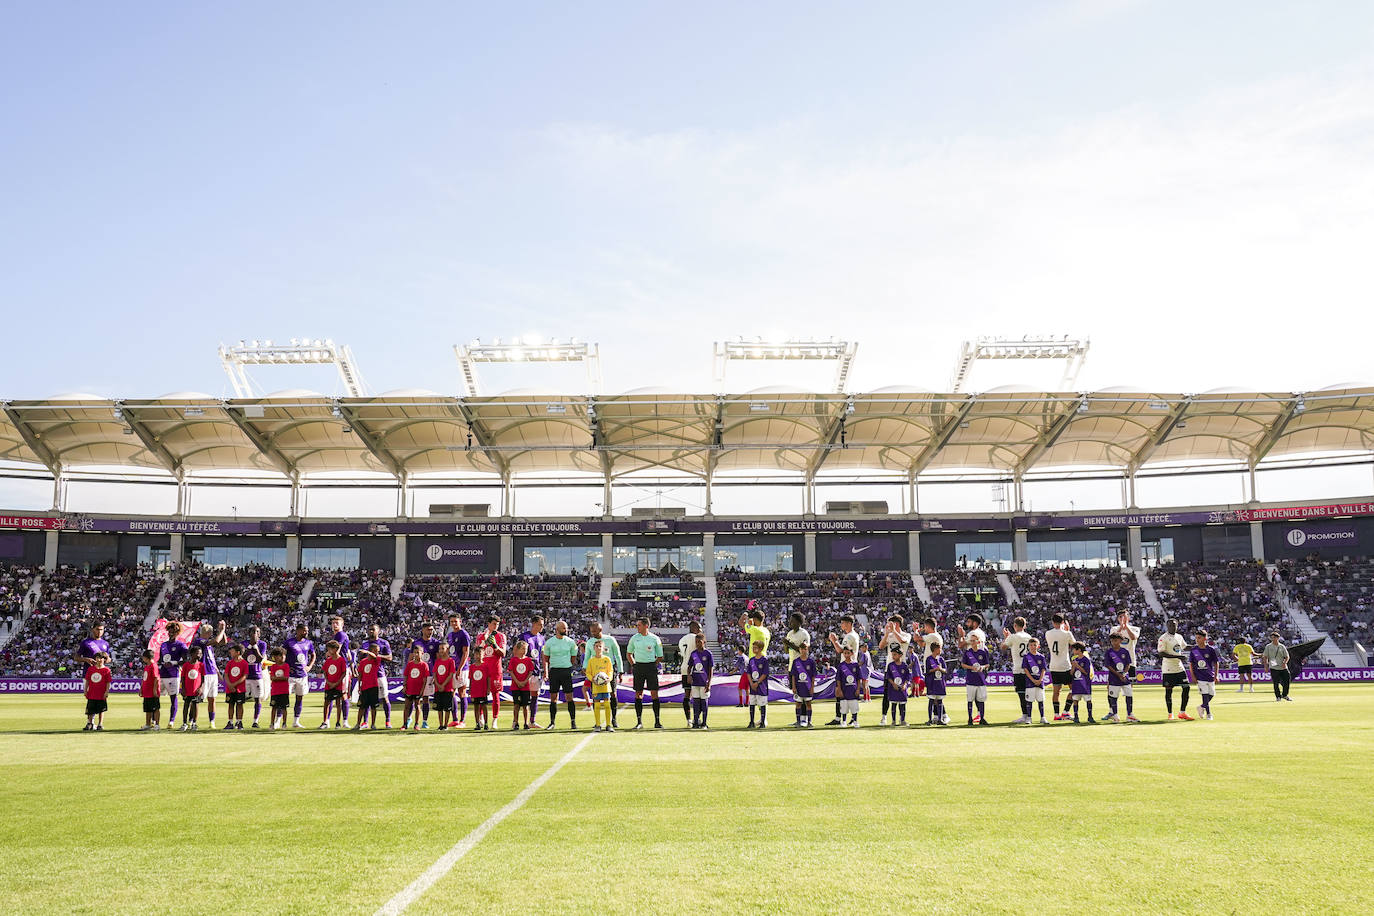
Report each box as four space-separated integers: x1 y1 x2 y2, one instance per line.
164 564 312 629
1278 557 1373 651
611 571 705 599
920 568 1005 625
0 564 160 676
1003 567 1156 665
1 565 39 633
603 599 702 629
1146 561 1286 665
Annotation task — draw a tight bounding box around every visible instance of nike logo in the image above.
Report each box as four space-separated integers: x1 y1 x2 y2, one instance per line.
850 545 871 554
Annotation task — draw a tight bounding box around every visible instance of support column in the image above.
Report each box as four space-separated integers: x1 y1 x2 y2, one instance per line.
396 472 409 518
1127 526 1143 570
1250 521 1265 563
703 472 713 516
51 470 63 512
285 535 301 571
169 534 185 568
1126 472 1138 510
44 530 58 572
803 532 817 572
702 533 715 575
601 532 613 574
603 474 612 518
908 531 921 576
1013 529 1028 567
289 475 301 517
175 477 188 517
394 535 407 580
499 535 513 573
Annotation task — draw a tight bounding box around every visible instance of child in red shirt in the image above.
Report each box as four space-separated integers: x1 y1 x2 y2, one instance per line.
508 642 537 731
268 648 290 730
139 648 161 731
353 653 381 730
320 641 348 730
433 645 456 731
402 648 430 733
223 645 249 731
84 652 112 731
180 647 206 731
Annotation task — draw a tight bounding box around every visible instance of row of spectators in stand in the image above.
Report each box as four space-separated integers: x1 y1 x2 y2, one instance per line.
1 565 40 630
715 571 921 667
1147 561 1287 664
164 564 312 628
610 571 705 599
1277 557 1374 651
0 564 161 677
920 568 1004 624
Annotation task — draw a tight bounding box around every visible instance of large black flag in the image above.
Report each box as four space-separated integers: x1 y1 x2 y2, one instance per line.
1287 637 1326 677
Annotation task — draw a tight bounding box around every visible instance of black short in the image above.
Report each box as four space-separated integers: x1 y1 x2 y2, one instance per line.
360 687 380 708
85 698 108 716
1127 665 1138 679
680 675 691 691
226 691 246 705
1238 664 1252 675
434 691 453 709
142 697 160 713
512 689 531 707
271 694 289 710
1162 671 1187 688
632 663 659 692
547 667 575 696
1012 673 1027 692
1050 670 1073 686
324 688 343 702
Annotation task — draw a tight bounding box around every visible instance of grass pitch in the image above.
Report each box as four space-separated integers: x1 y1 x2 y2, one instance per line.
1 687 1372 915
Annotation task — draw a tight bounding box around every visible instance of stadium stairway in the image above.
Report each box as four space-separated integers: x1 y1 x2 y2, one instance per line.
390 577 404 602
142 571 175 631
599 575 613 607
703 576 719 641
912 574 933 607
0 572 42 651
1275 584 1359 666
996 573 1019 605
300 577 316 610
1135 569 1164 614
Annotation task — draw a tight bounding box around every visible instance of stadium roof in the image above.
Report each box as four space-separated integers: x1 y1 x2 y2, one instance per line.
1 387 1371 482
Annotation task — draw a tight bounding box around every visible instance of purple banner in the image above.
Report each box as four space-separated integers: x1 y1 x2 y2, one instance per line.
68 518 266 535
1276 522 1359 550
0 533 23 559
414 539 492 566
828 536 894 561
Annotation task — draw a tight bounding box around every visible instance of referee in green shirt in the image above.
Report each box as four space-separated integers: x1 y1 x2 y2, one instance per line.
583 621 624 728
626 617 664 729
542 620 581 729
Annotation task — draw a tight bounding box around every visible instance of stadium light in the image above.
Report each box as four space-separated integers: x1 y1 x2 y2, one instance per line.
949 335 1090 392
712 337 858 393
454 337 603 397
218 339 369 398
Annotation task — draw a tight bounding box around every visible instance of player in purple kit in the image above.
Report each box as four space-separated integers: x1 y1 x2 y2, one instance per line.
156 622 187 725
76 622 112 674
1022 639 1048 724
924 643 947 726
687 633 713 729
1103 633 1136 723
1069 642 1095 723
357 624 394 728
191 621 228 729
959 633 992 726
517 616 545 727
745 641 770 729
835 645 862 727
410 623 441 729
242 626 270 728
446 613 472 728
1188 629 1221 720
789 643 818 728
884 646 911 726
283 623 316 728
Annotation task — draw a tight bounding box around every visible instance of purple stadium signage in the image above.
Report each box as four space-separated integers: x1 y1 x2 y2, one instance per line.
828 536 894 561
71 518 266 535
1277 522 1359 550
415 539 492 566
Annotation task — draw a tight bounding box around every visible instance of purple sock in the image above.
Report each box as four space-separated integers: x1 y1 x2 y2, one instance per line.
253 699 261 720
459 696 468 720
294 696 303 718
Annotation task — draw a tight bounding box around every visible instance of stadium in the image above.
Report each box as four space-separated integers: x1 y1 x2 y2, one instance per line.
6 5 1374 915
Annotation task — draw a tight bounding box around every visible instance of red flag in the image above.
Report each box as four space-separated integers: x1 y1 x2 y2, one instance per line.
147 618 201 655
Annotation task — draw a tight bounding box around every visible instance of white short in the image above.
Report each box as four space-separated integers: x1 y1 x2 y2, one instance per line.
160 676 179 697
749 694 769 707
965 685 987 702
288 676 309 697
690 686 710 700
1108 684 1134 699
1025 686 1045 703
202 674 219 697
424 677 436 698
245 677 267 700
1197 680 1215 697
378 675 389 697
454 670 469 691
839 699 859 715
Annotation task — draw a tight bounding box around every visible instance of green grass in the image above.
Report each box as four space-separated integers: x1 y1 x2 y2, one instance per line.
1 687 1372 915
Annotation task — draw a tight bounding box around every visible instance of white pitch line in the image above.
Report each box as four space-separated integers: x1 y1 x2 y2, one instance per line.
374 732 595 916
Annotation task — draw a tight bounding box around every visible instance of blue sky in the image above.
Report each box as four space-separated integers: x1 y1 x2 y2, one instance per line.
4 1 1374 399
